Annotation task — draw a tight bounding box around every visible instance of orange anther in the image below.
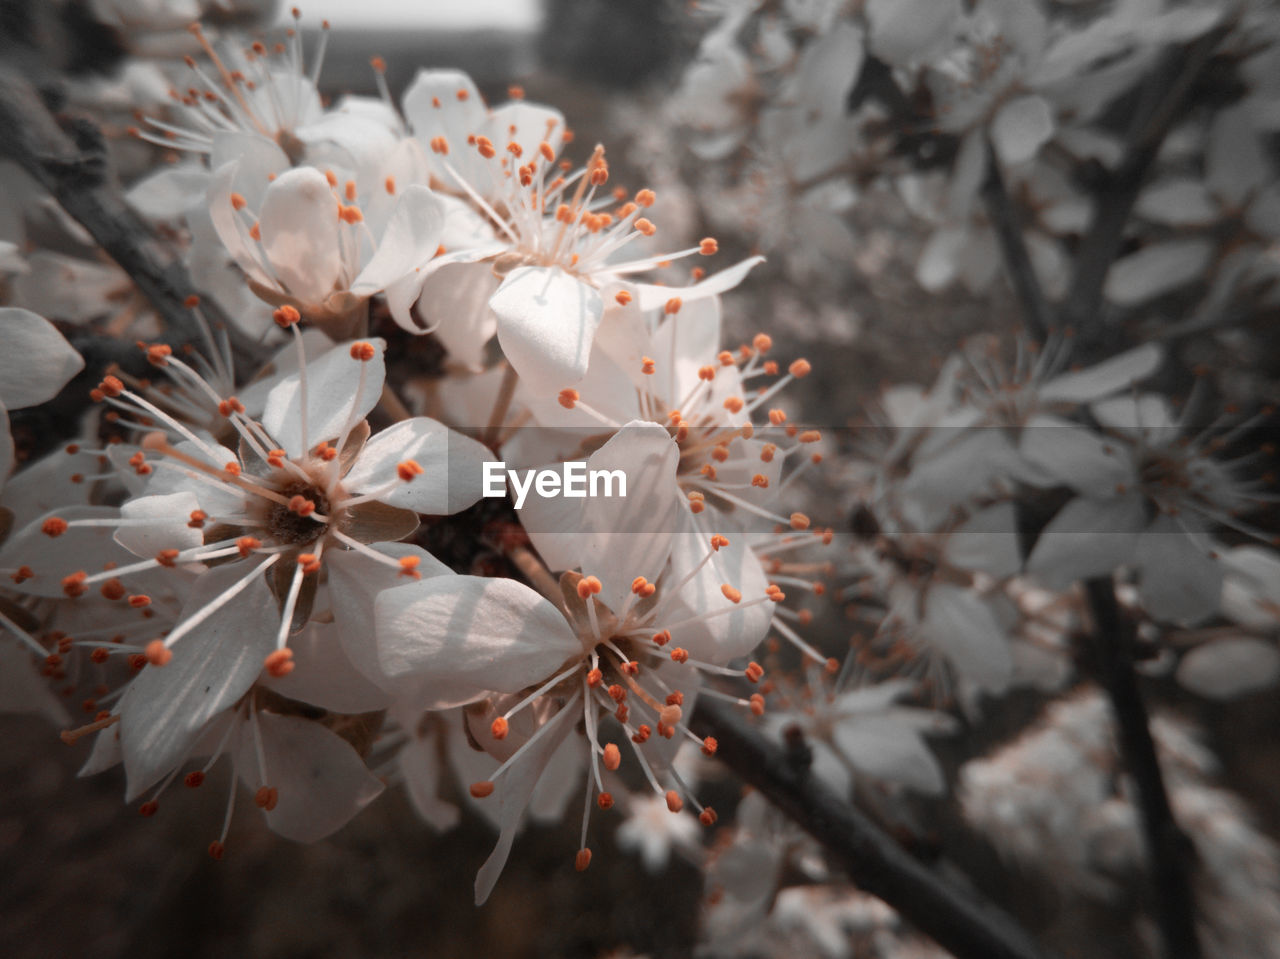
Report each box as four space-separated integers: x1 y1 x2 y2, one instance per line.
749 693 765 716
635 218 656 236
799 430 822 443
670 647 689 664
788 358 811 378
723 397 744 414
42 517 69 537
700 807 718 826
217 396 246 417
768 409 786 425
665 790 683 813
370 55 387 73
470 781 495 798
139 800 159 817
615 290 633 306
603 743 621 771
237 536 261 557
255 786 278 811
339 205 363 224
701 736 718 757
659 703 682 726
491 717 509 740
721 584 742 603
586 668 603 687
558 388 579 409
264 648 294 678
230 193 247 211
635 189 655 207
397 459 424 481
207 841 225 860
298 553 321 575
699 237 719 255
128 594 152 609
597 792 614 810
665 297 683 315
62 572 88 598
575 848 592 872
476 136 496 158
745 662 764 683
100 578 126 601
185 771 205 788
145 639 172 666
288 495 315 517
273 305 301 327
750 474 769 489
350 341 376 361
652 629 671 646
398 556 421 579
710 534 729 551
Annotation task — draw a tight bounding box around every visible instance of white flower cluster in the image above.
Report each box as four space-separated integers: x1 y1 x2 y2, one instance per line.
0 12 847 908
2 5 1279 953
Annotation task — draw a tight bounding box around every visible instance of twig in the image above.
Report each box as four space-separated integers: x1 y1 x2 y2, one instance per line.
1085 578 1202 959
1058 26 1230 343
691 698 1058 959
0 66 255 367
980 140 1052 345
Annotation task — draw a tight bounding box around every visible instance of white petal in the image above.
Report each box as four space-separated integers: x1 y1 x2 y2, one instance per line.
633 256 764 313
868 0 959 65
114 491 204 558
350 185 444 296
1039 343 1163 403
1134 515 1222 625
523 422 679 614
991 95 1055 166
126 162 209 221
117 562 277 800
833 716 946 795
373 575 579 706
258 167 343 303
345 416 491 515
479 102 566 170
326 543 453 688
1176 638 1280 700
241 711 384 842
665 520 773 662
261 337 386 458
263 621 390 713
0 308 84 409
943 502 1021 579
1104 239 1213 305
402 69 488 181
921 584 1014 693
1019 415 1134 496
491 267 603 396
1136 178 1220 227
1026 494 1146 590
1219 546 1280 629
1 506 136 599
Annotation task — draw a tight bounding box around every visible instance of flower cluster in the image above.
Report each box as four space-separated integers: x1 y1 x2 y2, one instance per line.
3 5 1280 956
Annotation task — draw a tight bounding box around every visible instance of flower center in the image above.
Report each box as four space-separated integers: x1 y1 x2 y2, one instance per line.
266 479 332 545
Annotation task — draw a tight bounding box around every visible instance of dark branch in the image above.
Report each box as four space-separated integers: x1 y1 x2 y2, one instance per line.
1085 579 1202 959
1058 26 1230 344
0 66 256 367
691 698 1058 959
980 140 1052 345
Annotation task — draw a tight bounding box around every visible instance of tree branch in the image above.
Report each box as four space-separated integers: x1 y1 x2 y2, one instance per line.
1058 26 1230 343
691 698 1058 959
980 140 1052 345
1085 579 1202 959
0 66 255 367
